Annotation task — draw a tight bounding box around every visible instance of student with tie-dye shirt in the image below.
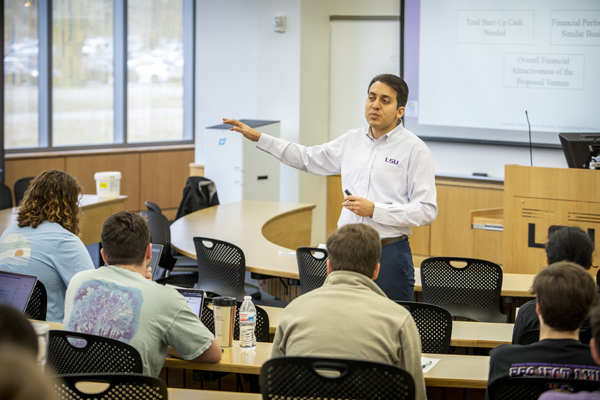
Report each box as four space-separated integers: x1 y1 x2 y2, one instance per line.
64 211 221 377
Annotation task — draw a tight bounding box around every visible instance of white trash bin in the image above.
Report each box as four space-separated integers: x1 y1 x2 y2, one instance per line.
94 171 121 199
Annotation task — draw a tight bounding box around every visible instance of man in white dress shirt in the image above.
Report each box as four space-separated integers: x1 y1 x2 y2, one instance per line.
223 74 437 301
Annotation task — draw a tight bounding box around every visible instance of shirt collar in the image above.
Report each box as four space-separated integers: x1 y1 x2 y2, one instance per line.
366 121 405 141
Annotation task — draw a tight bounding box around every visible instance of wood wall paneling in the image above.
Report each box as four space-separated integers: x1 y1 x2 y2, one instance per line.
140 149 195 211
5 157 66 204
65 153 141 211
326 175 343 237
430 182 504 264
5 145 194 225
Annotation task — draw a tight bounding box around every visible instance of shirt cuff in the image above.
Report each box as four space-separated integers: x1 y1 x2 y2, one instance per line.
256 132 272 151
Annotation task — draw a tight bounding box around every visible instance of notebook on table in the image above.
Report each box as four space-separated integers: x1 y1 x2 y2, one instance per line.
175 288 205 318
0 270 38 313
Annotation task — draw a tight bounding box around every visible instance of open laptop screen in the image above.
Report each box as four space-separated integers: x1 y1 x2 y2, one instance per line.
149 243 164 280
175 288 205 318
0 270 37 313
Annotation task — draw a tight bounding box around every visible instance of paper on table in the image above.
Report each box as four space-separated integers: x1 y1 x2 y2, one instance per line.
278 250 296 257
421 356 440 373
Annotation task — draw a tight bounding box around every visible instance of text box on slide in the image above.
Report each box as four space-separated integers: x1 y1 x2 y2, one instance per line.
503 53 585 89
550 10 600 45
456 10 534 44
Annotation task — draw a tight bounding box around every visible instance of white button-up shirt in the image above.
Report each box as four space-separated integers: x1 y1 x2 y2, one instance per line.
256 123 438 238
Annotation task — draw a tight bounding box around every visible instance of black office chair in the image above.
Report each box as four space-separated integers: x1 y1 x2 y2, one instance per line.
175 176 220 220
0 182 13 210
421 257 507 323
24 280 47 321
193 237 247 300
140 209 197 286
517 329 540 345
52 373 167 400
200 298 270 342
296 247 328 295
397 301 453 354
13 176 34 206
260 357 416 400
144 201 162 214
47 330 143 374
488 376 600 400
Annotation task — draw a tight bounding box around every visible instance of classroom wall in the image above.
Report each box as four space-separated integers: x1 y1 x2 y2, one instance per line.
194 0 566 242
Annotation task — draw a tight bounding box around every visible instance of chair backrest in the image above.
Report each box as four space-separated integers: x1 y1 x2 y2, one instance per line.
14 176 34 206
296 247 328 295
52 373 167 400
175 176 220 220
47 330 143 374
144 201 162 214
193 236 246 300
0 182 13 210
397 301 452 354
201 299 270 342
260 356 416 400
24 280 47 321
420 257 507 323
140 210 176 270
488 376 600 400
517 329 540 345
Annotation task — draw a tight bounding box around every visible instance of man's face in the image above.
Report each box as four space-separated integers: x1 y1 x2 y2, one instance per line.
364 81 405 137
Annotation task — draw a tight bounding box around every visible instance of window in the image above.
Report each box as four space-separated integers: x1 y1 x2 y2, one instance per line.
53 0 114 146
2 0 193 151
4 0 39 148
127 0 184 143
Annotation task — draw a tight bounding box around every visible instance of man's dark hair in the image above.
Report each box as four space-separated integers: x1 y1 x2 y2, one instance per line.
326 223 381 278
532 261 597 331
0 305 38 357
101 211 150 266
368 74 409 109
546 226 595 269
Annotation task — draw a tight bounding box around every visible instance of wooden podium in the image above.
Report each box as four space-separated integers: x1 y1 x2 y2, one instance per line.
503 165 600 274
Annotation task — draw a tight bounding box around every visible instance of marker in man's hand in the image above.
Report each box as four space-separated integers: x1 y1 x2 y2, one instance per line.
344 189 352 196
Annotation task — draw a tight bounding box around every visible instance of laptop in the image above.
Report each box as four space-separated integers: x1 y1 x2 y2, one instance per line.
0 270 38 314
175 288 205 318
149 243 164 280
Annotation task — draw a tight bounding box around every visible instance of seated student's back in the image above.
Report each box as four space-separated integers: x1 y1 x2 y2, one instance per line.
487 262 600 399
512 226 595 344
64 211 221 377
271 224 427 400
0 171 94 322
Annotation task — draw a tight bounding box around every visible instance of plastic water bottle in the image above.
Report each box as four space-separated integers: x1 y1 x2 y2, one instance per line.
239 295 257 350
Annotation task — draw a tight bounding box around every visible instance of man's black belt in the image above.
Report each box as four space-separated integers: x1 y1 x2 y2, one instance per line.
381 235 408 247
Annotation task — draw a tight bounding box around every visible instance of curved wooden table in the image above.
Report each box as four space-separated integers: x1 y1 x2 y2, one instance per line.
170 201 534 303
170 201 316 279
0 195 127 245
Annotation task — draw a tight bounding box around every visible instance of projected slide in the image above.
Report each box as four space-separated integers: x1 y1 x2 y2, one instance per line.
405 0 600 142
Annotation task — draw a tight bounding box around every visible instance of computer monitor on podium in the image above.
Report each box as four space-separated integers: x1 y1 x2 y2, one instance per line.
559 132 600 170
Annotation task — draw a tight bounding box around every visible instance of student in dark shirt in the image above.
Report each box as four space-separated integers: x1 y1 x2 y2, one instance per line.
487 262 599 399
539 303 600 399
512 226 595 344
